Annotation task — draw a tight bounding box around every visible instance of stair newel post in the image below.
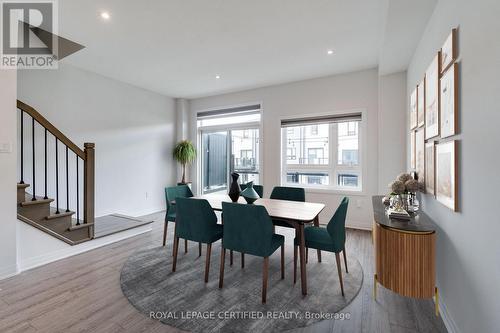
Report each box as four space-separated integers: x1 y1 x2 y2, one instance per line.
31 117 36 201
83 143 95 238
44 128 48 199
76 155 80 226
55 138 59 214
65 146 70 212
20 110 24 184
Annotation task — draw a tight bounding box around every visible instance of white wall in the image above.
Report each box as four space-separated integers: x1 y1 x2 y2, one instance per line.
378 71 407 193
189 69 404 230
407 0 500 332
0 70 18 279
17 64 177 217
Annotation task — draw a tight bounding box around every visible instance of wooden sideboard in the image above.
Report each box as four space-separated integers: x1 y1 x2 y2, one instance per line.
372 196 438 315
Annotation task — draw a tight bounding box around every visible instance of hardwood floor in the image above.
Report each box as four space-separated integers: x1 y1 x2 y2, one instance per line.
0 212 447 333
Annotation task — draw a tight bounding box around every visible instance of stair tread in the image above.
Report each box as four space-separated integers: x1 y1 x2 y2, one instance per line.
46 211 75 220
20 196 54 206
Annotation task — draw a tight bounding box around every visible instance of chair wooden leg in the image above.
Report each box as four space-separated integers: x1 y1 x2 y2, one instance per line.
343 249 349 273
199 242 202 257
162 221 168 247
172 236 180 272
241 253 245 268
335 252 345 296
306 247 309 264
313 216 322 262
219 247 226 289
204 243 212 283
293 245 298 284
262 257 269 303
184 239 188 254
281 244 285 280
230 250 233 266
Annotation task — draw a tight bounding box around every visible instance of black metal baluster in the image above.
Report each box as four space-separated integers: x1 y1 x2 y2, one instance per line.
44 129 48 199
31 118 36 201
66 146 70 212
20 110 24 184
76 156 80 225
55 138 59 214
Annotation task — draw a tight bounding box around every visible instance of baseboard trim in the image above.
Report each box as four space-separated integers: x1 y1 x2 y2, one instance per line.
16 223 152 273
436 291 459 333
0 263 19 281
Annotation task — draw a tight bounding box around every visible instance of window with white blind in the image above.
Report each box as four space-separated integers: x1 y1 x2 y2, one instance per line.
281 113 362 191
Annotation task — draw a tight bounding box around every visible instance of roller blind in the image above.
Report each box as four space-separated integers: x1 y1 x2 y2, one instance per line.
281 112 361 127
197 104 261 119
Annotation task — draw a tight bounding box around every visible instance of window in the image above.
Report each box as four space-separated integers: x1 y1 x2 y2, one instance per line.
197 105 261 194
281 116 362 191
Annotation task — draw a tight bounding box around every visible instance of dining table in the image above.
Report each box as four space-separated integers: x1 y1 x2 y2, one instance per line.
193 193 326 296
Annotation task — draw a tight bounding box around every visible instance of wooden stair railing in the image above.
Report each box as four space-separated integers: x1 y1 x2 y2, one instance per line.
17 100 95 243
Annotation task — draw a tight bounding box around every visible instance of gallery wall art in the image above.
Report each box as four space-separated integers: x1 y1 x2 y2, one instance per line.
410 88 417 130
436 141 457 211
425 54 440 139
417 79 425 127
410 131 416 170
415 128 425 189
440 63 458 138
441 28 457 74
425 142 435 195
408 27 460 211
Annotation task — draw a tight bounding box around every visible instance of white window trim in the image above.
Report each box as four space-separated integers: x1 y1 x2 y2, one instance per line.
280 109 366 193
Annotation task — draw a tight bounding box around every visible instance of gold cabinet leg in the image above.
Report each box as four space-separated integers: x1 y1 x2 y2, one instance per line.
373 274 377 300
435 287 439 316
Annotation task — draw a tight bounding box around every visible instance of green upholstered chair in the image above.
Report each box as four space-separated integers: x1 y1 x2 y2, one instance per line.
172 198 223 282
293 197 349 296
164 185 201 256
239 183 264 198
270 186 305 228
219 202 285 303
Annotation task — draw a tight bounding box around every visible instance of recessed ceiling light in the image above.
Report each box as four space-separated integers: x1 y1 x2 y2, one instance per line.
327 50 334 55
100 12 111 20
215 75 221 79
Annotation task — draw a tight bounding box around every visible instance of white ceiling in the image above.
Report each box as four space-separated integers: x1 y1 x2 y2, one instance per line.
57 0 436 98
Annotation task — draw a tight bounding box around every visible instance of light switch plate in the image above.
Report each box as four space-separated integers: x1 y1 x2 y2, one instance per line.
0 142 12 153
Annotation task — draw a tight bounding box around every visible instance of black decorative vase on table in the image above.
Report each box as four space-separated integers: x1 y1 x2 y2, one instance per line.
241 181 259 204
228 172 241 202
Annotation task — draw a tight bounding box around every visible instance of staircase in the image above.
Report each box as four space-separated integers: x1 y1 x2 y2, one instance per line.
16 100 95 245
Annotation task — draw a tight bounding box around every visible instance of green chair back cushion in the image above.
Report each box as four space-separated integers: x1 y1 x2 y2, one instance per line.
270 186 305 202
326 197 349 252
165 185 193 221
222 202 277 257
175 197 221 243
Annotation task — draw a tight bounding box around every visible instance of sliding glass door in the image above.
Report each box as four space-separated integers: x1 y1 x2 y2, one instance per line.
201 128 260 194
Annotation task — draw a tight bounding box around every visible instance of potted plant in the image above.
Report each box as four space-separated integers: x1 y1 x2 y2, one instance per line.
173 140 197 185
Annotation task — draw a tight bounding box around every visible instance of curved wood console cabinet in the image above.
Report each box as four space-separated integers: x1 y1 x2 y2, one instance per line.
372 196 438 315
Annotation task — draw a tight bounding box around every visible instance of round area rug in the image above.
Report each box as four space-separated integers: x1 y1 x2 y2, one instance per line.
120 243 363 333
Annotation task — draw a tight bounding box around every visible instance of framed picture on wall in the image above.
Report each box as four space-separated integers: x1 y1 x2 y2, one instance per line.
410 131 416 170
415 128 425 189
410 88 417 129
436 140 457 211
425 141 436 195
440 63 458 138
441 28 457 74
417 78 425 127
425 54 440 139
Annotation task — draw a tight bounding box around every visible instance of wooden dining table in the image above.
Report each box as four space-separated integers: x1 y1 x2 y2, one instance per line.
193 193 325 295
